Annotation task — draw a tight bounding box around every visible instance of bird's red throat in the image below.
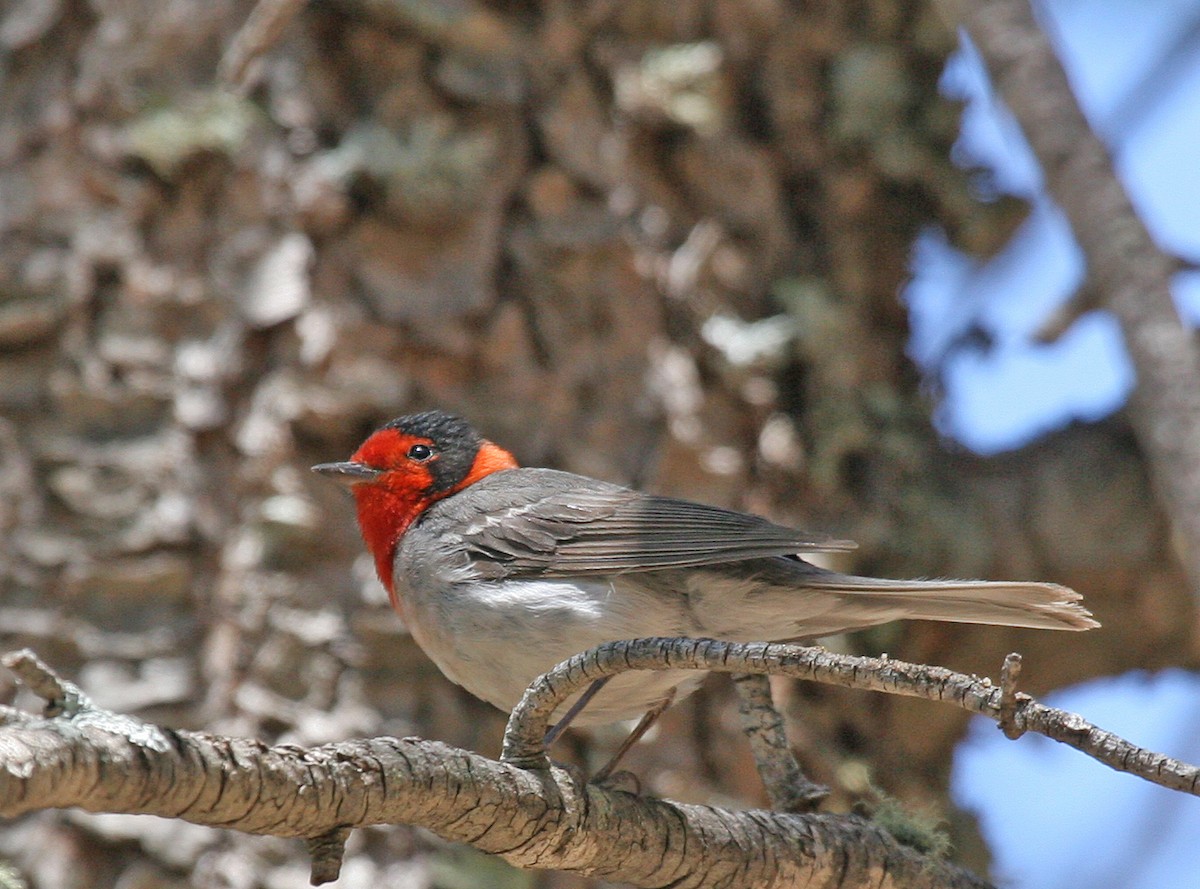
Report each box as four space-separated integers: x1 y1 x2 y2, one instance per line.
351 437 518 612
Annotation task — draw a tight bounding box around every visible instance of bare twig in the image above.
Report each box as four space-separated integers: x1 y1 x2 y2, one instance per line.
305 827 351 886
731 673 828 812
997 653 1025 740
1 649 90 716
8 641 1196 887
1033 278 1100 343
501 638 1200 797
3 647 173 753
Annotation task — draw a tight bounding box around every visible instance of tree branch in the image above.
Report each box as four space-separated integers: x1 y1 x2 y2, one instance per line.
0 649 989 889
936 0 1200 594
7 639 1196 888
731 672 828 812
501 638 1200 797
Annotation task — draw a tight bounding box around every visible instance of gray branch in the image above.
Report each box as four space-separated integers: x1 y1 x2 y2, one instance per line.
7 639 1195 887
0 648 991 889
501 638 1200 797
731 672 828 812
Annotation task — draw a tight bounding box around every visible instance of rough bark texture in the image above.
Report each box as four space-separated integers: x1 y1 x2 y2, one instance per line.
0 654 998 889
0 0 1195 886
3 640 1196 887
500 639 1200 798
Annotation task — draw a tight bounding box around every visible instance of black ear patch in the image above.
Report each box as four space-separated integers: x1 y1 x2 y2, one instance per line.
385 410 483 494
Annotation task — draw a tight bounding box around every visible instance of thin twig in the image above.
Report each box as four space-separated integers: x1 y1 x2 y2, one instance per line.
2 648 172 751
731 673 827 812
997 653 1025 740
1 648 90 716
501 638 1200 798
305 827 351 885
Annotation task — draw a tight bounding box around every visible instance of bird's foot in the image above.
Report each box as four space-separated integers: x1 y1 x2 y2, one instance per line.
590 768 641 795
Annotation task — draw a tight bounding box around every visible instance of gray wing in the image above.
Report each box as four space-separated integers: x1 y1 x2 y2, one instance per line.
431 468 856 579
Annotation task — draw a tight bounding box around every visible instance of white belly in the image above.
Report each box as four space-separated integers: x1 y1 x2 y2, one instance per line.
400 575 699 724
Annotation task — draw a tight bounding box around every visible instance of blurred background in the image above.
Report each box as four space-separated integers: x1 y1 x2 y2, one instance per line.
1 0 1197 887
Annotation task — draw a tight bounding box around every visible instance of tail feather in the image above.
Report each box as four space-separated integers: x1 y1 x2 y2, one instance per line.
803 575 1099 632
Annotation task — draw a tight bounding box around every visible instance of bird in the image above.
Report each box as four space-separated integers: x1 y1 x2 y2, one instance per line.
314 410 1097 764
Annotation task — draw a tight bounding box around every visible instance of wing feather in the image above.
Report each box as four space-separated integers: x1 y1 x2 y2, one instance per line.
439 468 855 579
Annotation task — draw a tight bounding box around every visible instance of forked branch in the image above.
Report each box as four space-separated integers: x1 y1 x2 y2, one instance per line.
501 638 1200 797
0 648 989 889
4 641 1197 889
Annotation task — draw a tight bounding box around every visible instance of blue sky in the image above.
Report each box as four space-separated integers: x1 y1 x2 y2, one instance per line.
900 2 1200 884
955 671 1200 889
905 0 1200 453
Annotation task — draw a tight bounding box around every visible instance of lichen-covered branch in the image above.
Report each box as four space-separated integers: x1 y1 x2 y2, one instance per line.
501 638 1200 797
936 0 1200 594
0 650 989 889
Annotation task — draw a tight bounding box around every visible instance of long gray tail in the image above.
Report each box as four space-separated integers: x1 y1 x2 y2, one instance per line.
802 574 1098 632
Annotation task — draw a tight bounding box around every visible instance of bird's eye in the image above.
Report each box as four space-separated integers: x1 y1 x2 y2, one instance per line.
407 443 434 462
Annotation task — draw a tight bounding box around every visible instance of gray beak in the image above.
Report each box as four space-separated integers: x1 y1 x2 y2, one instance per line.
311 461 382 487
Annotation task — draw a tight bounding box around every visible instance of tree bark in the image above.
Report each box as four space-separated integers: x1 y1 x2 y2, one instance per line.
4 641 1198 887
0 648 997 889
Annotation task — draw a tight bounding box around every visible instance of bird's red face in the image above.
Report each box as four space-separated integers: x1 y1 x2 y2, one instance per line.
314 412 517 610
